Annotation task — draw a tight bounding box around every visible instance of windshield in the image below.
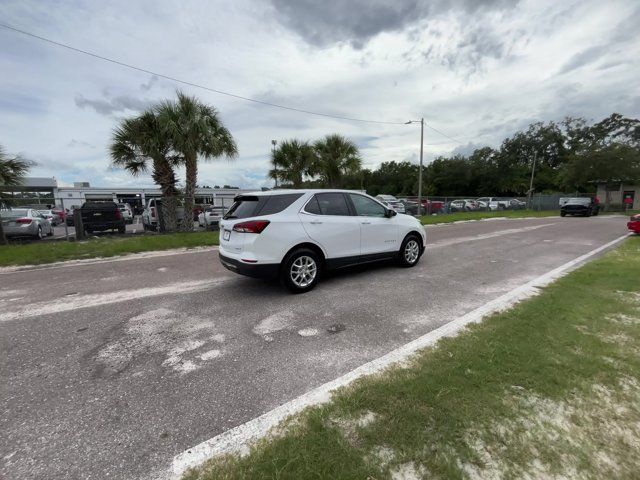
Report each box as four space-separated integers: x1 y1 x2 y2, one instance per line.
565 198 590 205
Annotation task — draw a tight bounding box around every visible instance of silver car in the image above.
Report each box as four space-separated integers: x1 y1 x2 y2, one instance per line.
1 209 53 239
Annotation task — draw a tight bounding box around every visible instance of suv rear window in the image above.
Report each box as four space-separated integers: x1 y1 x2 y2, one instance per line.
224 193 303 219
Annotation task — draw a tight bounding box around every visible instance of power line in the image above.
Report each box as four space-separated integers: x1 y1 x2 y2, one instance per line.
0 21 467 142
0 22 405 125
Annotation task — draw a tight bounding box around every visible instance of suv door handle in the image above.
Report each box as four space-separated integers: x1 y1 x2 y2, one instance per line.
361 221 371 224
310 221 322 225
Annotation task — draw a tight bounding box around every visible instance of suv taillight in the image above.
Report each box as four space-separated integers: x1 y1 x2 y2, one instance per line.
115 209 122 219
150 207 156 218
232 220 270 234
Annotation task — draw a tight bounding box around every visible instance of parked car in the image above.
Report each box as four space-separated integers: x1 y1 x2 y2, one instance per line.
117 203 134 224
560 197 600 217
80 202 126 233
375 195 406 214
38 209 62 226
51 207 67 222
219 190 426 293
628 214 640 234
198 206 225 227
421 199 445 214
65 207 77 226
508 198 527 210
448 199 479 212
0 209 53 239
476 197 509 211
142 198 185 231
398 199 418 215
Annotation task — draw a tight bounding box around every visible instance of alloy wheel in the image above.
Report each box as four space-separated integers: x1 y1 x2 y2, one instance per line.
290 255 317 288
404 239 420 264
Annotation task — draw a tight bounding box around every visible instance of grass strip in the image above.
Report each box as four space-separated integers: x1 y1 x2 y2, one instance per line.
185 236 640 480
0 231 219 267
420 209 638 225
420 210 558 224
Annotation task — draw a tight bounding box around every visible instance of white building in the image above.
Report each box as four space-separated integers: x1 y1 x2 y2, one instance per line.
1 177 256 211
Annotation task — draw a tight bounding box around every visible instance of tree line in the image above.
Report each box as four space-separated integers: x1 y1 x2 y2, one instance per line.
273 113 640 199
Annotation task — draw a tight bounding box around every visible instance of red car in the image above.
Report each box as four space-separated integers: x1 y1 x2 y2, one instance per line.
628 214 640 234
420 199 445 214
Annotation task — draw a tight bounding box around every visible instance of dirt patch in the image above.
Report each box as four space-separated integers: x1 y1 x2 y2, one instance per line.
459 377 640 479
94 308 225 376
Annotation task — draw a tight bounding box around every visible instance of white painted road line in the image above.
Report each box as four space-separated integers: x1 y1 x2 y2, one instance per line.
171 233 630 478
0 279 227 323
0 246 220 274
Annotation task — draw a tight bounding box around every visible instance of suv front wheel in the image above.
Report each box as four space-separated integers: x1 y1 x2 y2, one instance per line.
397 234 422 268
281 248 321 293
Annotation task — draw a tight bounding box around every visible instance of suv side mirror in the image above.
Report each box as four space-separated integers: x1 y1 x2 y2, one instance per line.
385 208 396 218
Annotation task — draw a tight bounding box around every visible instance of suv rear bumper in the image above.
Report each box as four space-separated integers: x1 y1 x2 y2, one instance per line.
219 253 279 279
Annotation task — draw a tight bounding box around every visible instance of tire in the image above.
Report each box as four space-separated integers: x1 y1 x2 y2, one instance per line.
118 226 126 234
281 248 321 294
47 228 53 237
34 226 43 240
560 211 566 217
397 234 422 268
585 210 592 217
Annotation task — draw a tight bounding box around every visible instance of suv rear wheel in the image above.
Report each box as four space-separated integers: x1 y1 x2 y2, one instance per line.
397 234 422 268
281 248 321 293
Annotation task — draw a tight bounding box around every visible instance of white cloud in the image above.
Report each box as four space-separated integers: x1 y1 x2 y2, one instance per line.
0 0 638 189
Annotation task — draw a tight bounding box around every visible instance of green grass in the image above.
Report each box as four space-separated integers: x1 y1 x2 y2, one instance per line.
0 231 219 267
421 209 639 225
420 209 558 224
184 237 640 480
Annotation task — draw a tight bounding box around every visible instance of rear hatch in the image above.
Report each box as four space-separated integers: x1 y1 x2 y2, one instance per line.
81 203 121 225
220 193 303 255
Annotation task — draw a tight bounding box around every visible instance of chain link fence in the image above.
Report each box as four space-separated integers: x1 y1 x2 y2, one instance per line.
395 194 634 216
0 193 238 242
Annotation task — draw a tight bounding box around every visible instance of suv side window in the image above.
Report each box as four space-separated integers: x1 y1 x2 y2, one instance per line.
349 194 386 217
314 193 351 216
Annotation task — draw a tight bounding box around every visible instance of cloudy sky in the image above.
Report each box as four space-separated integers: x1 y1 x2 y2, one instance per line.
1 0 639 189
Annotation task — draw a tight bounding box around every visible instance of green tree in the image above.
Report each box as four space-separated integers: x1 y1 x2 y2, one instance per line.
269 139 316 188
110 111 181 232
313 134 362 188
561 143 640 209
157 91 238 230
0 145 33 244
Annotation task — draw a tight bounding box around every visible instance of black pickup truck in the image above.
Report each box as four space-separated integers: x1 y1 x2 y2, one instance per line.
80 202 126 233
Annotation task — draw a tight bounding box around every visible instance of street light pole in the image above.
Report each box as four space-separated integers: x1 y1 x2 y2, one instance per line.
271 139 278 189
418 117 424 216
406 118 425 216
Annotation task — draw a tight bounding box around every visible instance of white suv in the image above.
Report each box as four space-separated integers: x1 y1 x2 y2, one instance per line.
219 190 426 293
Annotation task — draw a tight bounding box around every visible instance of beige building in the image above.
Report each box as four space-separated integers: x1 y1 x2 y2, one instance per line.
596 182 639 209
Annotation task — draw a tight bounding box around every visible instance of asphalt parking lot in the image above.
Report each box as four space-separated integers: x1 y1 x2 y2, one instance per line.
0 215 630 480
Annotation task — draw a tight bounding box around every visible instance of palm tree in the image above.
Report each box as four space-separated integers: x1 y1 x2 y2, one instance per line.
110 111 181 232
313 134 362 188
157 91 238 230
268 139 316 188
0 145 33 244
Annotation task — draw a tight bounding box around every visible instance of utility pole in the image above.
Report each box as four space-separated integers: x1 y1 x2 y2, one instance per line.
271 140 278 189
527 150 537 209
405 118 425 216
